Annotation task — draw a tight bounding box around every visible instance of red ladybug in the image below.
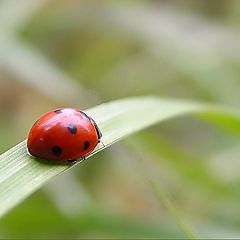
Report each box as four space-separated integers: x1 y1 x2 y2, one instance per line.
27 108 102 162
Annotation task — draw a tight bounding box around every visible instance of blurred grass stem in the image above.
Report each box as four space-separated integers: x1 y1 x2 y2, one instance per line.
147 178 197 239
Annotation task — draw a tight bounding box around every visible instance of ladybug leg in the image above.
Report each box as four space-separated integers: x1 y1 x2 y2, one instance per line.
100 139 105 147
68 159 77 164
79 156 86 162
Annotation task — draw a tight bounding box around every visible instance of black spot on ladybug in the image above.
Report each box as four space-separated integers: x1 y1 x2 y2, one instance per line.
67 124 77 134
52 146 62 156
54 109 63 114
83 141 90 150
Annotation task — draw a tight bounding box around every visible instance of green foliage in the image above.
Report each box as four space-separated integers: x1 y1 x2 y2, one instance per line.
2 0 240 238
0 97 202 218
2 97 240 238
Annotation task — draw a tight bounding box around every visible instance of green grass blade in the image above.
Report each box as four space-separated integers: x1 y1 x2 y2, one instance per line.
130 132 230 196
147 179 197 239
0 96 240 219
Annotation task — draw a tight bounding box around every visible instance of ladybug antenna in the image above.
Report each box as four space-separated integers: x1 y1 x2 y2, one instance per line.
99 139 105 148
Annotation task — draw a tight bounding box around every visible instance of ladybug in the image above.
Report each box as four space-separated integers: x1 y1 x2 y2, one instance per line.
27 108 102 163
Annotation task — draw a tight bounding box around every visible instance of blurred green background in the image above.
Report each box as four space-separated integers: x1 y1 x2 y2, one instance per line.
1 0 240 238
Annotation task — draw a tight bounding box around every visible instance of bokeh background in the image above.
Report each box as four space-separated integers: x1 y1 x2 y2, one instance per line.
1 0 240 238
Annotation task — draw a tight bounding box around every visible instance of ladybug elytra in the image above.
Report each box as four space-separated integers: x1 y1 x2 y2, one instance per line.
27 108 102 162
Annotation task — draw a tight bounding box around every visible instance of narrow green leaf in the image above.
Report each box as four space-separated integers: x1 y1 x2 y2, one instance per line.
0 96 240 219
130 132 230 196
147 179 197 239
